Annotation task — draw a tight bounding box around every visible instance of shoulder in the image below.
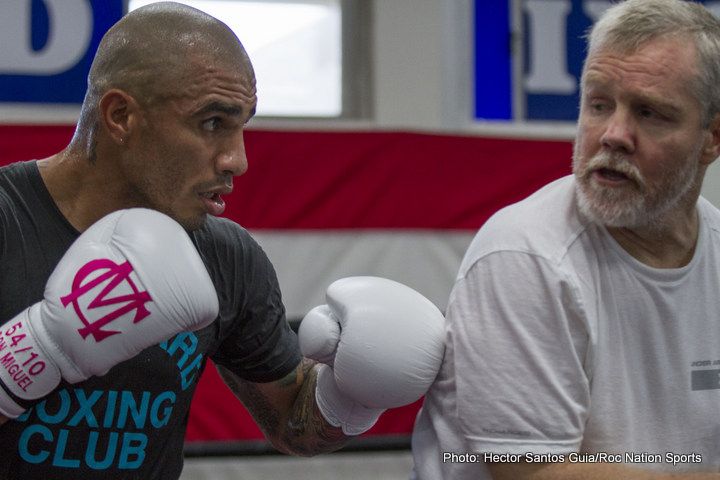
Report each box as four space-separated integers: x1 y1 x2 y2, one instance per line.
0 161 40 212
193 215 263 257
698 198 720 255
0 162 32 223
195 214 252 239
0 161 24 199
699 197 720 233
459 175 589 276
190 215 277 282
0 160 32 188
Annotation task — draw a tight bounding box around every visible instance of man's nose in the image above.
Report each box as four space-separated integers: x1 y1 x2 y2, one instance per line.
600 108 636 155
216 130 248 177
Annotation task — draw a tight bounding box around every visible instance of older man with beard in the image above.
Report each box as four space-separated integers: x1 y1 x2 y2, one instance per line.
410 0 720 479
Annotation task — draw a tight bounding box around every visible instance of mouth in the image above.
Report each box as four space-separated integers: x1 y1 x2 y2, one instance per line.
198 187 231 216
594 167 630 182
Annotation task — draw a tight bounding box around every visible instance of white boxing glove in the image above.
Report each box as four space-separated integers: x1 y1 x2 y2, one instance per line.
0 208 219 418
299 276 445 435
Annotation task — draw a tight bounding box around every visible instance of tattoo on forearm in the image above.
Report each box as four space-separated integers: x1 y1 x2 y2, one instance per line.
286 359 316 435
218 360 348 456
285 360 347 456
245 383 282 437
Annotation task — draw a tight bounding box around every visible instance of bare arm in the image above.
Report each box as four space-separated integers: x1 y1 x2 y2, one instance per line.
489 461 720 480
217 358 350 456
0 415 8 427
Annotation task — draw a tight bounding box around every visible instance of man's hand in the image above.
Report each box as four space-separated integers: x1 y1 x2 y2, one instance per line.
299 276 446 436
0 208 218 419
218 276 446 456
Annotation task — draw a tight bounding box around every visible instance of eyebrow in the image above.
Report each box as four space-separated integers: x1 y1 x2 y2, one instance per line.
583 78 684 115
194 101 245 118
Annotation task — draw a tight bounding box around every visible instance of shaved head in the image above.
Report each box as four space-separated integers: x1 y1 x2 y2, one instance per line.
74 2 254 157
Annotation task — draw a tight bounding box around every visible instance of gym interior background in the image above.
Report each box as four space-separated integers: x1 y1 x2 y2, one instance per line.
2 1 720 478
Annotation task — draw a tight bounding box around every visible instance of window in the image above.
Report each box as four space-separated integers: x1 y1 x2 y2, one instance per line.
129 0 367 118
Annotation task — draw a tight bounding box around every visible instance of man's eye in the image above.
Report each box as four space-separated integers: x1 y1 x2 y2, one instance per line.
590 101 606 112
584 101 607 116
202 117 222 131
639 107 657 119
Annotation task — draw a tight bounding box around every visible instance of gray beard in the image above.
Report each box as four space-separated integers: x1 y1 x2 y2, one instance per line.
572 144 702 232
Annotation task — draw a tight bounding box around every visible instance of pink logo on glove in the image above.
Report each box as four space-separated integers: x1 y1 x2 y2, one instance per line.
60 259 153 342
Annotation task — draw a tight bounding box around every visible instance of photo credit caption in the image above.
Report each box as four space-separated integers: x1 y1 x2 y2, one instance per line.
442 452 703 466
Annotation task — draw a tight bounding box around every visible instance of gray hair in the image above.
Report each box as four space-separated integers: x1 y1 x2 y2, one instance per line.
585 0 720 126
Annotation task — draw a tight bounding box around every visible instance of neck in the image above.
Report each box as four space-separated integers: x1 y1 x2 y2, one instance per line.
603 165 708 269
606 204 700 269
38 145 135 232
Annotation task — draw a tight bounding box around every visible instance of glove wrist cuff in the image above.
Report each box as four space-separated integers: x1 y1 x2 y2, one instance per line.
0 306 62 407
314 364 383 436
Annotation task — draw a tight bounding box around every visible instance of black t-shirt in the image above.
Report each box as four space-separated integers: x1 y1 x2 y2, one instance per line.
0 161 302 479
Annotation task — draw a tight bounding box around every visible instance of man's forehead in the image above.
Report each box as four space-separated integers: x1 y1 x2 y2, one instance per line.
583 42 698 89
183 50 254 80
588 36 698 72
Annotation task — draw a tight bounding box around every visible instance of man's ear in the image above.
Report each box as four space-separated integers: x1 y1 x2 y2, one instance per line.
98 89 140 146
700 113 720 166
